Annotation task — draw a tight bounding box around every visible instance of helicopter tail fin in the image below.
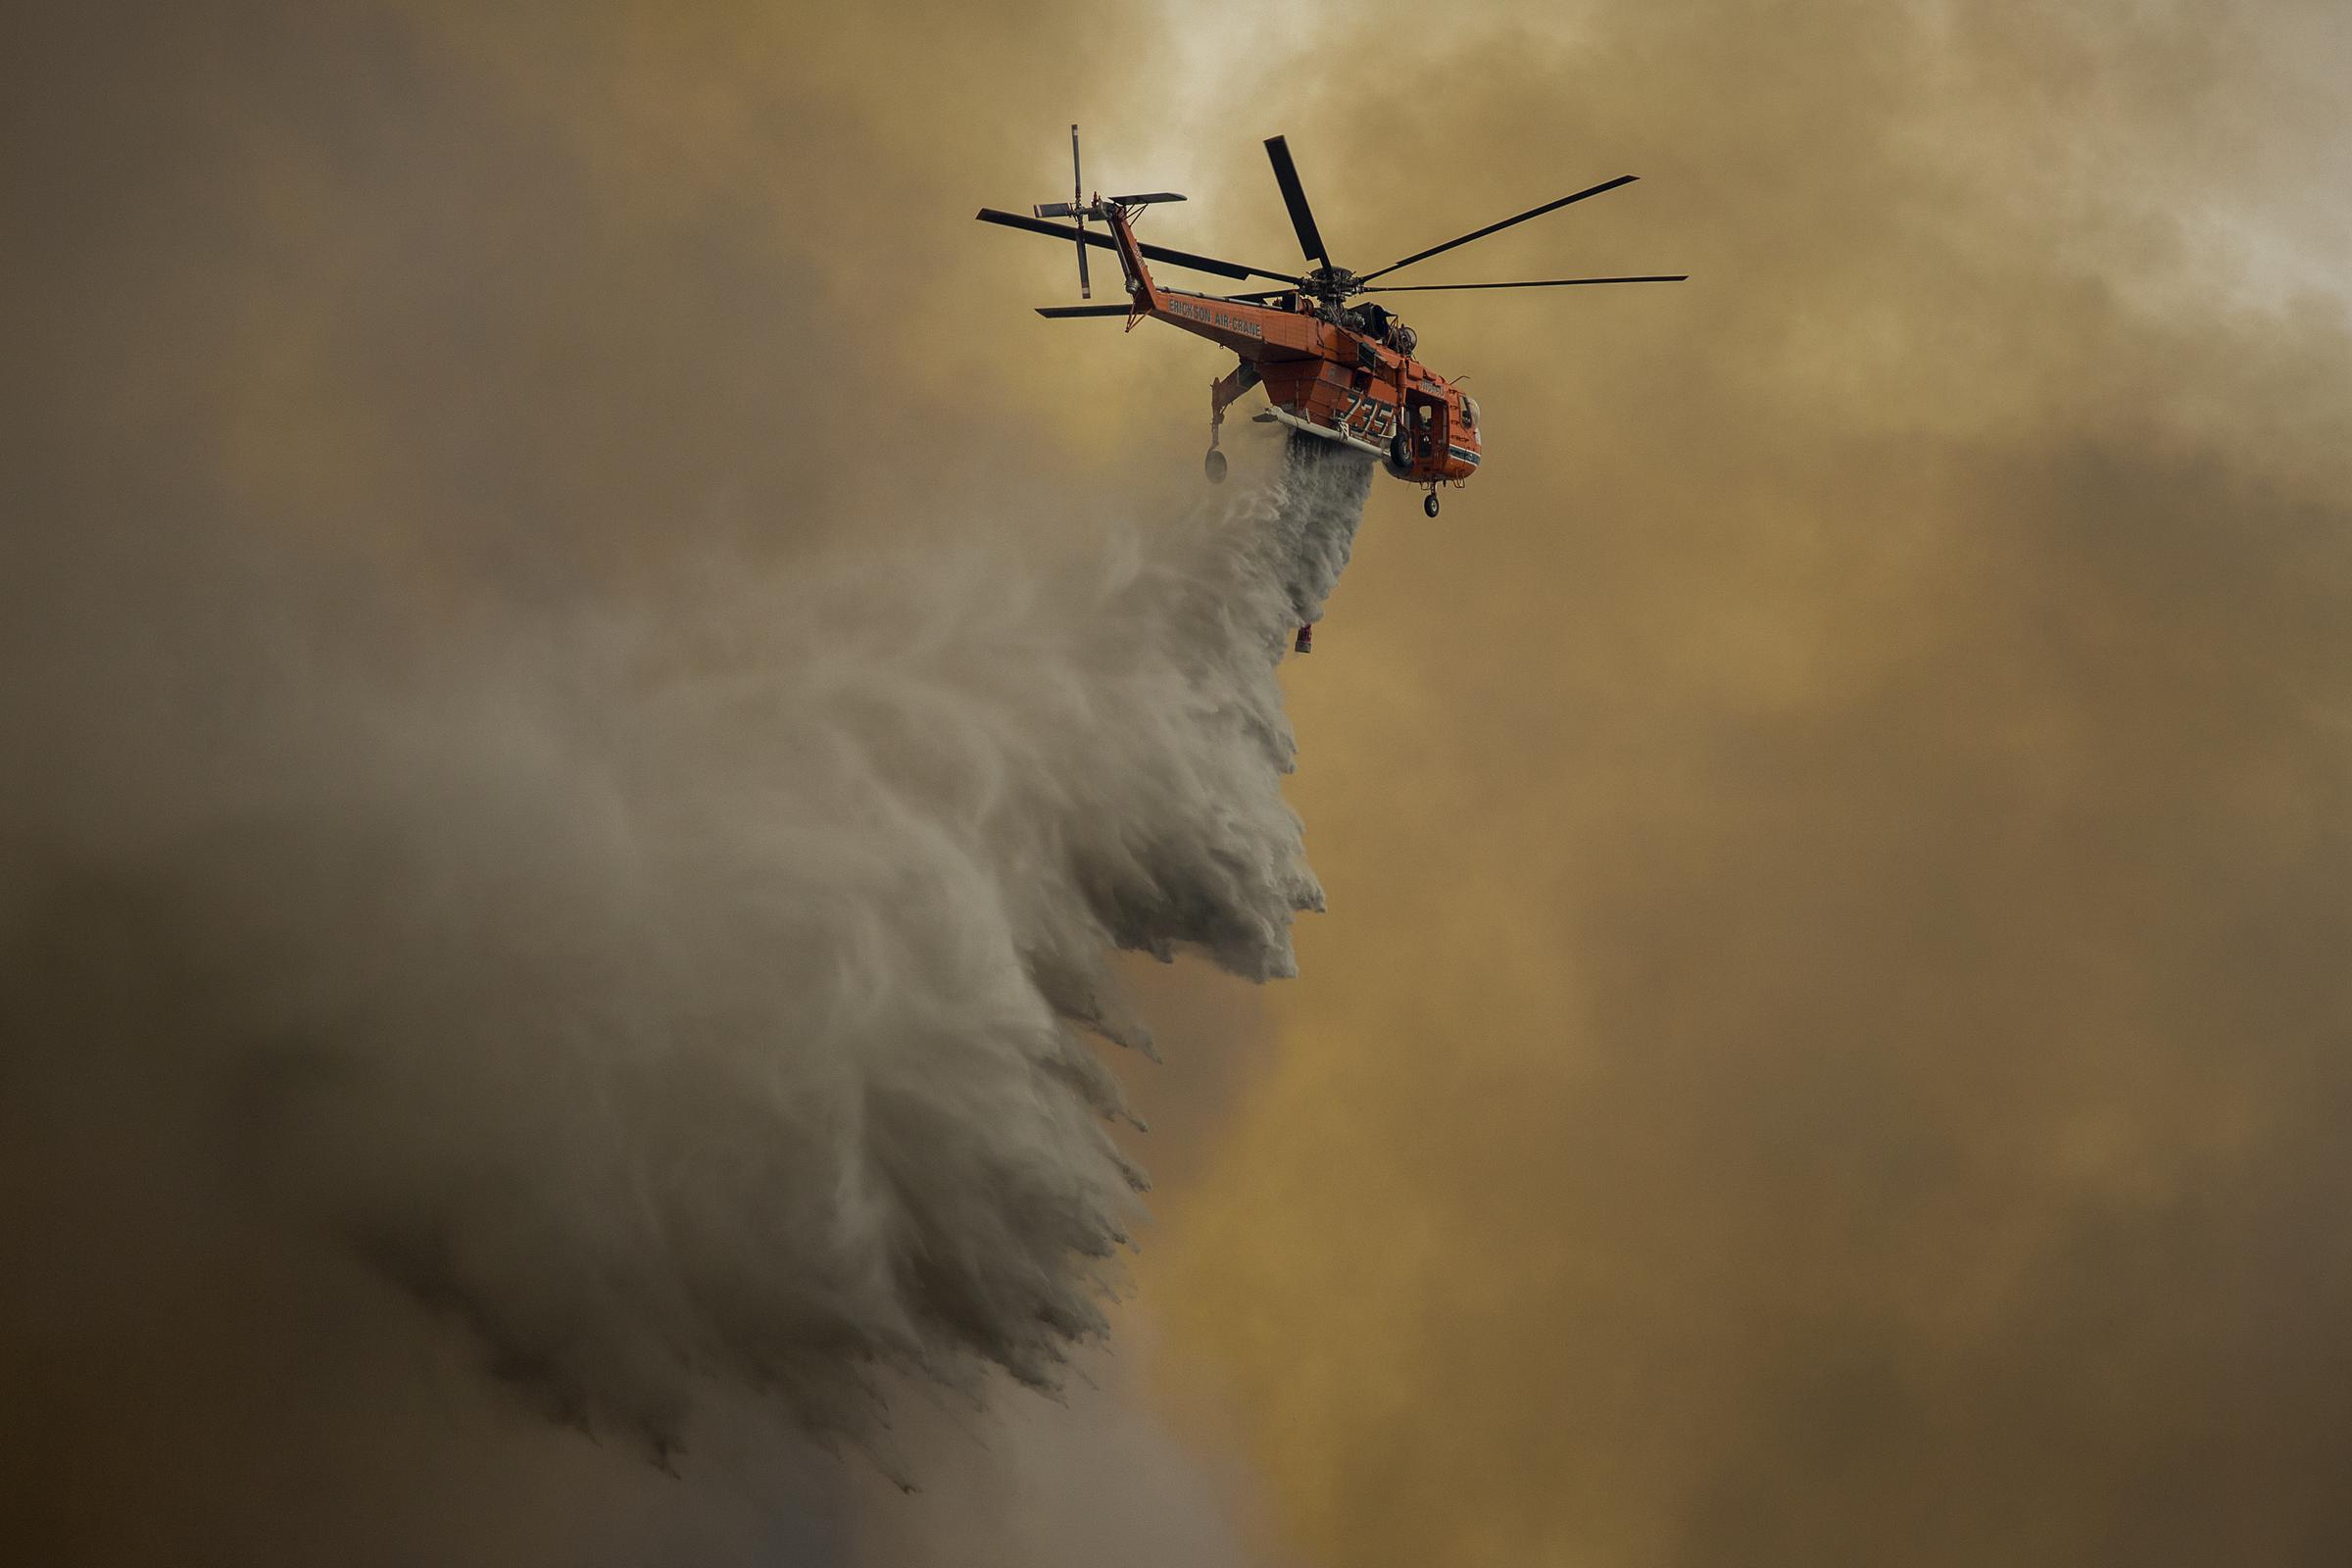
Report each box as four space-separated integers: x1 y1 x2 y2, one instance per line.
1101 206 1164 313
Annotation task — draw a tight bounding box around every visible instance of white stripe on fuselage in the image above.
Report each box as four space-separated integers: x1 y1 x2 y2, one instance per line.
1252 405 1389 459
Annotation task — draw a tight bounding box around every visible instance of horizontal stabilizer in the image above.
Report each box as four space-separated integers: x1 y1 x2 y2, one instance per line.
1107 191 1186 205
1035 303 1133 318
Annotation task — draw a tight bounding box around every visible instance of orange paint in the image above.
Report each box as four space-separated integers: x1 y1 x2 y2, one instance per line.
1100 205 1482 488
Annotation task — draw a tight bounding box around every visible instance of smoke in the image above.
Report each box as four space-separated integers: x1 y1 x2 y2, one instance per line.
846 1335 1283 1568
1149 5 2352 1566
1 419 1374 1552
0 2 1395 1557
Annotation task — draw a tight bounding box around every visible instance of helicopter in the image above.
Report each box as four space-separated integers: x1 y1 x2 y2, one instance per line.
978 127 1684 519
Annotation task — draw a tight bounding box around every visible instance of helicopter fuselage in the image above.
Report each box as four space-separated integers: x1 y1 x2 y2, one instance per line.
1103 207 1482 488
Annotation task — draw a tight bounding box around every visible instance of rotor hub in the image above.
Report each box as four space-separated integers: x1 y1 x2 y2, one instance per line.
1302 266 1360 304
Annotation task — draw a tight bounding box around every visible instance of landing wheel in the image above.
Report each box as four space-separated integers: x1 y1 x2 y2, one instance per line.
1423 490 1442 518
1204 448 1228 484
1389 430 1412 471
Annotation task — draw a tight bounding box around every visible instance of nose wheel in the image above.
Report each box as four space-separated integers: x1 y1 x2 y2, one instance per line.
1423 489 1441 518
1204 448 1228 484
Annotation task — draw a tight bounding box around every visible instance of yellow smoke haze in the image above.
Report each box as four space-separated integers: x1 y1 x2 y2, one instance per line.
1149 5 2352 1567
6 2 2350 1566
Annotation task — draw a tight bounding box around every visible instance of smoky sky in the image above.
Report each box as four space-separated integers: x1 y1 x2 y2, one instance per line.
1 3 1325 1565
1148 4 2352 1567
7 2 2352 1567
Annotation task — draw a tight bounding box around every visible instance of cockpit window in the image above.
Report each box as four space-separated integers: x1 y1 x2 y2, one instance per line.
1460 395 1480 431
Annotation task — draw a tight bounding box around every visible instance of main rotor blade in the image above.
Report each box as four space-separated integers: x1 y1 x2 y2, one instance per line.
1355 175 1640 285
1364 273 1687 292
1262 136 1331 270
1035 303 1135 318
976 208 1299 285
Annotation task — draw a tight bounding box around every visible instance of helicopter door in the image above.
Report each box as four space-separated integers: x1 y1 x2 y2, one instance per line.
1406 393 1446 466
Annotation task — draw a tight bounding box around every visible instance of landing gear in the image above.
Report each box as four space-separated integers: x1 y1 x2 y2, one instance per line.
1205 359 1257 486
1423 489 1442 518
1388 430 1413 472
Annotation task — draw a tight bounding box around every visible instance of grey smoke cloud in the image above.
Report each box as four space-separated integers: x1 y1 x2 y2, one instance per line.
1 449 1368 1556
0 3 1379 1560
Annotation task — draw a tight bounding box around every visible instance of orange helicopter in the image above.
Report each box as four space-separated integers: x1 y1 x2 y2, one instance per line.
979 127 1684 519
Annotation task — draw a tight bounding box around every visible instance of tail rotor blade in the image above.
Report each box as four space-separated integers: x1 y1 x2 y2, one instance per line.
1070 125 1090 298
